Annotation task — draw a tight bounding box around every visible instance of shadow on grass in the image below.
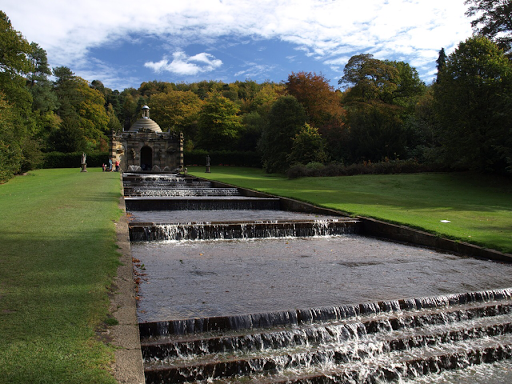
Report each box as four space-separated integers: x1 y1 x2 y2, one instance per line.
79 191 123 202
0 226 121 383
0 227 120 333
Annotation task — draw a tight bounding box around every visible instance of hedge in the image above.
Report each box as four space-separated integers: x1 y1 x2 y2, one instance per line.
286 159 441 179
43 152 110 169
184 150 261 167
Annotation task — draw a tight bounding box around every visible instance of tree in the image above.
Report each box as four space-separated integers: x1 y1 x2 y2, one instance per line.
436 48 447 75
345 101 406 162
0 93 24 182
0 11 33 113
119 89 139 129
27 43 59 150
286 71 345 128
251 82 285 116
435 36 512 172
0 11 32 80
138 80 175 97
235 80 259 111
48 116 87 153
286 72 347 162
28 43 58 113
149 90 203 134
384 60 426 109
339 54 425 162
107 103 122 135
196 92 243 150
0 11 37 178
465 0 512 55
287 123 328 165
259 95 306 173
404 87 441 163
52 67 109 152
339 54 399 103
236 82 285 152
239 111 266 151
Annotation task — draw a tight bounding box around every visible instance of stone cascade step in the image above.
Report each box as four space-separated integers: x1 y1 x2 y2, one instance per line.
124 187 241 197
125 197 282 211
129 219 361 241
123 179 213 189
139 289 512 384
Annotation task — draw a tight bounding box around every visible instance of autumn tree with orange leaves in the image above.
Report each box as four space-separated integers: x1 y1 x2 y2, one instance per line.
285 72 347 161
285 72 345 129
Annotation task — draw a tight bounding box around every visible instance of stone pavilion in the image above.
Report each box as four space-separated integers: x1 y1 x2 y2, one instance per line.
110 105 183 172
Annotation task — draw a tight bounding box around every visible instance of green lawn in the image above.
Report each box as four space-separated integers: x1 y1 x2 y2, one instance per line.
0 169 122 384
188 167 512 254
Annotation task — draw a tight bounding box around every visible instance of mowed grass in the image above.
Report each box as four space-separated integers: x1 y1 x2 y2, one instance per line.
188 167 512 254
0 168 122 384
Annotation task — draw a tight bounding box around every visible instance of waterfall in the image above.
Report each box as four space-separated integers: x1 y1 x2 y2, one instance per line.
140 289 512 383
130 219 361 241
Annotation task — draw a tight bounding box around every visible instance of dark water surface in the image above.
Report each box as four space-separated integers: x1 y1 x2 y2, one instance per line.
130 209 342 223
133 235 512 323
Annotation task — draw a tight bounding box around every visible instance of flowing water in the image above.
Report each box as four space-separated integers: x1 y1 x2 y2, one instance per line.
125 172 512 383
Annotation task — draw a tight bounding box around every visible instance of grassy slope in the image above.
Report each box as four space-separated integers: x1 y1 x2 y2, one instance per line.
0 169 122 384
188 167 512 254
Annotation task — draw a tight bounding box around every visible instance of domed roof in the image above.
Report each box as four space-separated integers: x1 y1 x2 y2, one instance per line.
128 117 162 133
128 105 162 133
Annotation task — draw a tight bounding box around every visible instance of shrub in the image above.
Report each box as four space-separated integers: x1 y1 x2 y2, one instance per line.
185 150 261 167
287 159 436 179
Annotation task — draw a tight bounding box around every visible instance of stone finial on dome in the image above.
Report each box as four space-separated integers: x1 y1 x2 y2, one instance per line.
142 105 150 119
128 105 162 133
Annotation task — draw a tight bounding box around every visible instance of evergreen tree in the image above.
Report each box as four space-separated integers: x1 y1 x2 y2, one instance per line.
436 48 447 73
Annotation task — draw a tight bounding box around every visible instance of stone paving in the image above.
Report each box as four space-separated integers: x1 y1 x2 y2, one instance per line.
133 235 512 323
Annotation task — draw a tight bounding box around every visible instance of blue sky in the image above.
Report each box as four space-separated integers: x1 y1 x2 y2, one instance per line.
4 0 473 91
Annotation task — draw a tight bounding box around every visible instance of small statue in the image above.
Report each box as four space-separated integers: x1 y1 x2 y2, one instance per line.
206 155 211 173
80 152 87 172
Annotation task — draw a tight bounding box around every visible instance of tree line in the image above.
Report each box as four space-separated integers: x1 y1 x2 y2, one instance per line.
1 0 511 182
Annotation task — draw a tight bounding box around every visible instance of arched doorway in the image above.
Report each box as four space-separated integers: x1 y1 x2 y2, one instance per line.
140 146 152 170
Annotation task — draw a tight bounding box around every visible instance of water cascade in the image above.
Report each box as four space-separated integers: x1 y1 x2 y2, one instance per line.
128 187 241 197
123 172 512 383
130 218 360 241
140 288 512 383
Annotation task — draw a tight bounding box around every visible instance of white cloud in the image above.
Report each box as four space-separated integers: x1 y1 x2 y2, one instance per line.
3 0 474 87
234 63 277 79
145 51 223 76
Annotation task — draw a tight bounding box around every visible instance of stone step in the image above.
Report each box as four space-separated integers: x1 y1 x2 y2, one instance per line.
125 196 282 211
139 289 512 338
143 327 512 383
129 219 361 241
124 187 241 197
140 289 512 383
141 304 512 361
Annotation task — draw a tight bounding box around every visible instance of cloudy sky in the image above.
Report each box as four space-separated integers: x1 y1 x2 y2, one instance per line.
3 0 473 91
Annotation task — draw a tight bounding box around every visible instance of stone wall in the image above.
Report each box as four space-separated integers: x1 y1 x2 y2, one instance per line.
111 131 183 172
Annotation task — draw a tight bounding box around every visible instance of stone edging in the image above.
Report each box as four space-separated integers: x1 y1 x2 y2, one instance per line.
110 194 146 383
